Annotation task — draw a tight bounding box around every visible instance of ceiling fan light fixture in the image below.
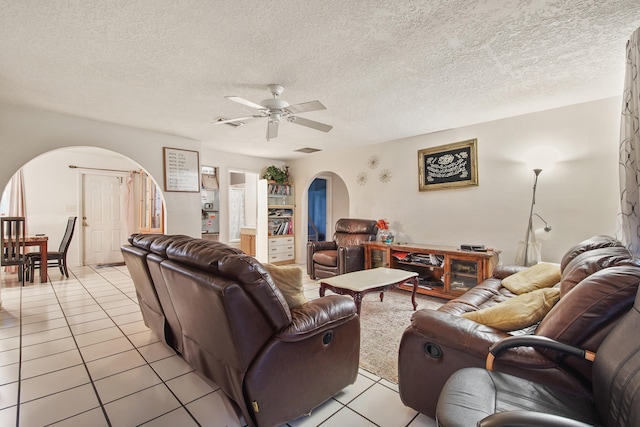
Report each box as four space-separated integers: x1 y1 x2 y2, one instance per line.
216 84 332 140
261 98 289 110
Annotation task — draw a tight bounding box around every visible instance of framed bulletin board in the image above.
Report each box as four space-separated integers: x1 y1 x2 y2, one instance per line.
163 147 200 192
418 139 478 191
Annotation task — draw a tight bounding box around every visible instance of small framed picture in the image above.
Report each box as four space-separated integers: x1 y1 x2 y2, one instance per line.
418 139 478 191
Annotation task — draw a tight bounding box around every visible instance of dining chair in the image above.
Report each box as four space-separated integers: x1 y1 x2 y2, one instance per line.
26 216 77 282
1 217 27 285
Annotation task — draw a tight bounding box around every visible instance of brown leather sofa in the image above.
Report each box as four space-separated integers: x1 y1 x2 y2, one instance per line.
122 234 361 427
307 218 378 279
435 285 640 426
398 235 640 418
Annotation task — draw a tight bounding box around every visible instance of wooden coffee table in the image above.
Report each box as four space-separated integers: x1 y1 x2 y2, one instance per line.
319 267 419 315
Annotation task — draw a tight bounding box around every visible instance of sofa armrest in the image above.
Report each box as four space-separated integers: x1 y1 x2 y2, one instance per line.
245 295 360 426
486 335 595 370
307 241 337 253
277 295 357 342
307 241 339 277
338 245 365 274
492 265 528 280
399 308 561 418
410 309 553 366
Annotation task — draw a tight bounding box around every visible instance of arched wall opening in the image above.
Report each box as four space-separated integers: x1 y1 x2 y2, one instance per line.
0 104 202 242
1 146 165 268
298 171 349 265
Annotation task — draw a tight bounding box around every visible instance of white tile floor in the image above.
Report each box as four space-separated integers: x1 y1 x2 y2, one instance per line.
0 265 437 427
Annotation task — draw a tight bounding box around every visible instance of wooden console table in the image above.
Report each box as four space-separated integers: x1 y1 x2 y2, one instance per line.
364 242 499 300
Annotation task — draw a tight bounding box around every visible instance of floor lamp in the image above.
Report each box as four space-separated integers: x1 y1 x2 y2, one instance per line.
522 168 551 266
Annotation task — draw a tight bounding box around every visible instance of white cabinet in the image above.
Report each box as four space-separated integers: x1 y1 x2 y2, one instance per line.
268 236 295 264
257 180 295 265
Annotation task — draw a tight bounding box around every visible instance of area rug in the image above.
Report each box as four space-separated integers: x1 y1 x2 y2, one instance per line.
358 290 444 383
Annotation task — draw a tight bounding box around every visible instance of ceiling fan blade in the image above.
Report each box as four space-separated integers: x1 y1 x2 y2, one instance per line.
211 116 257 125
267 119 279 140
288 116 333 132
284 100 326 115
225 96 265 110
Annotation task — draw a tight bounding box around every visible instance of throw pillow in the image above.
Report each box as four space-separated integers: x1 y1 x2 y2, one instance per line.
461 287 561 332
501 262 561 295
262 263 308 309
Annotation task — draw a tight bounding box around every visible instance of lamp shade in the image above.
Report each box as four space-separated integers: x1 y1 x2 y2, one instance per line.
534 227 551 241
525 146 560 172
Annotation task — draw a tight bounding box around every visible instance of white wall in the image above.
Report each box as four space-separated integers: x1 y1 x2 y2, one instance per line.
290 97 622 265
0 104 202 238
1 98 623 269
0 104 284 269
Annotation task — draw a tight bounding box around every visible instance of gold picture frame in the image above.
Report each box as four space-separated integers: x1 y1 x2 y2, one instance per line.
418 139 478 191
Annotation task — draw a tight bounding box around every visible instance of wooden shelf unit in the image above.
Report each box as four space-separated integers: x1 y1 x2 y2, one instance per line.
266 182 295 265
364 242 499 300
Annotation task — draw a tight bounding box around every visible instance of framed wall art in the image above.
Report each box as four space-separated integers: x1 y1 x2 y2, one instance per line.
163 147 200 192
418 139 478 191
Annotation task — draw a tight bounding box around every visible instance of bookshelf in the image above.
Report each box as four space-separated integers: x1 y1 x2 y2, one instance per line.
266 182 295 265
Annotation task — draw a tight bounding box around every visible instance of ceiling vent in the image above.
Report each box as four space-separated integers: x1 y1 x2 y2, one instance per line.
295 147 322 154
214 116 244 127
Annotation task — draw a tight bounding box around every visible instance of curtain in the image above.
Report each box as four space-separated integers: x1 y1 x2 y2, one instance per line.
229 187 245 241
121 171 136 236
4 169 27 273
8 169 26 219
619 27 640 255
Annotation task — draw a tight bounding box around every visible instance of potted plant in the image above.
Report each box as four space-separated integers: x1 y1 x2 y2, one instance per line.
263 165 289 184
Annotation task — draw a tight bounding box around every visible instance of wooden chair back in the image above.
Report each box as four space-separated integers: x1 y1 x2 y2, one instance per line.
1 217 26 267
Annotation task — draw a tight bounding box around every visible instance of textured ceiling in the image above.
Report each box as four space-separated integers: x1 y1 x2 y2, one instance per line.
1 1 639 159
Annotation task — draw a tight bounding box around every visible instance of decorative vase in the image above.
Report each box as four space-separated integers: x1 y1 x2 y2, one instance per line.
379 229 393 243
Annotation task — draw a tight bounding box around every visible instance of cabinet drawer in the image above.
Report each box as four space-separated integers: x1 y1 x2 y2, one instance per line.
269 252 295 263
268 236 294 247
269 243 294 254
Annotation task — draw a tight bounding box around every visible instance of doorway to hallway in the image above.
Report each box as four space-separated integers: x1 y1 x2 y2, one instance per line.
308 177 329 242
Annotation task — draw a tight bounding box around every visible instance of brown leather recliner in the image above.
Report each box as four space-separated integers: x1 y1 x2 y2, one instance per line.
435 284 640 426
398 235 640 418
122 235 361 427
121 233 197 353
307 218 378 279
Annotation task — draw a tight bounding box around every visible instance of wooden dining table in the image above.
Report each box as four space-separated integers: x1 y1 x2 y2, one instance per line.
25 235 48 282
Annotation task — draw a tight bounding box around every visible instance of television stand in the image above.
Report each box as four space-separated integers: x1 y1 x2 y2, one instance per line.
364 242 499 300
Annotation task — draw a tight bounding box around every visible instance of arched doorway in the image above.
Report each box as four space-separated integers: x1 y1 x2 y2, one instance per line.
308 176 329 242
301 171 349 261
1 146 163 268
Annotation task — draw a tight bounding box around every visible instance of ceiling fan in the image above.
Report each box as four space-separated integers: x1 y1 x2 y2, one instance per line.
213 84 332 141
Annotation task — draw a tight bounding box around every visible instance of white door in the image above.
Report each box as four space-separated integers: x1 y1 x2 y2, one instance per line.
82 174 126 265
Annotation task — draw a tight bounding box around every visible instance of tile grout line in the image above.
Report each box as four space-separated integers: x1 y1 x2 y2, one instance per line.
74 266 206 427
48 269 113 426
16 279 23 427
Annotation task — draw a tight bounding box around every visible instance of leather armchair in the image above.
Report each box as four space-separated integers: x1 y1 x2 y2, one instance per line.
435 288 640 426
307 218 378 279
